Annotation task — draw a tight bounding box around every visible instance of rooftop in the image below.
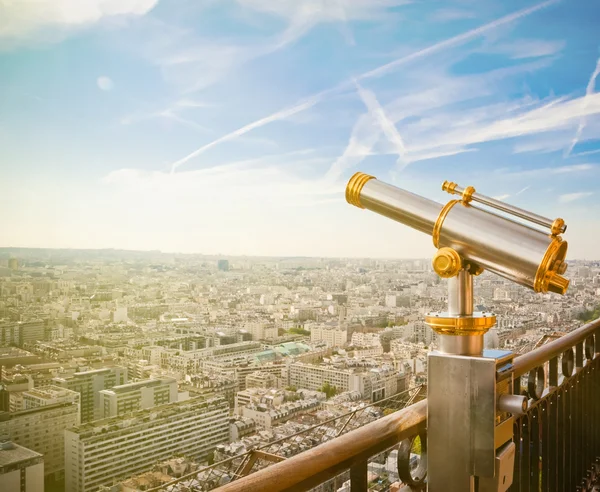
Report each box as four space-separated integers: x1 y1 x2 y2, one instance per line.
0 441 42 468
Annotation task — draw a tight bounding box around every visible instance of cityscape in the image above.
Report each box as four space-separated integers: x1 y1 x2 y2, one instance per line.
0 248 597 491
2 0 600 490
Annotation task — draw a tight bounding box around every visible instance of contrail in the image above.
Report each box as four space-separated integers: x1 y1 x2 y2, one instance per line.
170 97 319 172
565 56 600 157
169 0 559 172
354 81 407 164
358 0 559 81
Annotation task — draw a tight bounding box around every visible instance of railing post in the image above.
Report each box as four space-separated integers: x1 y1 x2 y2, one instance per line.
350 460 367 492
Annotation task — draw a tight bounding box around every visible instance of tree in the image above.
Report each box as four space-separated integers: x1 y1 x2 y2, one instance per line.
319 382 339 398
289 327 310 336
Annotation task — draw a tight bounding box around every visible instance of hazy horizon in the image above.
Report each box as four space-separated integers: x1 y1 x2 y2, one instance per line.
2 1 600 259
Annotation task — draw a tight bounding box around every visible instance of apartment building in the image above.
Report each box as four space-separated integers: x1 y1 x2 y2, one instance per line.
0 388 79 481
0 441 44 492
287 362 406 401
53 366 127 423
64 397 229 492
310 325 348 348
99 377 177 418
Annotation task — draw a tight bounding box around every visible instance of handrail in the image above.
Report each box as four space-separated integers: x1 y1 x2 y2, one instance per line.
511 317 600 378
216 399 427 492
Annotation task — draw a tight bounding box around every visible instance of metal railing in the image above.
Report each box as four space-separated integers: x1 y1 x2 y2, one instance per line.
212 318 600 492
508 318 600 491
146 385 425 491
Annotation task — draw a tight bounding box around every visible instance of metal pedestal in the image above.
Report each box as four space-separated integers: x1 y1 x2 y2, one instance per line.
427 270 516 492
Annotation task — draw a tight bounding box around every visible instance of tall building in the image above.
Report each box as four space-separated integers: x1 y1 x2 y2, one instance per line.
99 377 178 418
7 258 18 271
310 325 348 348
0 322 45 348
64 397 230 492
0 388 79 481
0 441 43 492
217 259 229 272
287 362 406 401
53 366 127 423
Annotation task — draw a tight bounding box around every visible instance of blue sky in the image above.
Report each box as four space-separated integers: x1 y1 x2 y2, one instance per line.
1 0 599 259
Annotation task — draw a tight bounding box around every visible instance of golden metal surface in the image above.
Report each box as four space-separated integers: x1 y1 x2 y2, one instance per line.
432 247 462 278
442 181 458 194
551 218 566 236
466 262 484 276
432 199 460 248
425 312 496 336
495 417 515 449
461 186 476 203
533 237 569 294
345 172 375 208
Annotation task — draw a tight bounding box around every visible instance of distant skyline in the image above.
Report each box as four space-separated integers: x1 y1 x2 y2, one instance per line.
0 246 598 262
1 0 600 259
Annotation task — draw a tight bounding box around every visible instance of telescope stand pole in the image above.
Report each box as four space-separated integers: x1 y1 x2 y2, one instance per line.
439 269 483 356
428 269 485 492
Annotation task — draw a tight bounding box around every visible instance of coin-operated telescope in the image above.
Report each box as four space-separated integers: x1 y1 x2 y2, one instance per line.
346 172 570 492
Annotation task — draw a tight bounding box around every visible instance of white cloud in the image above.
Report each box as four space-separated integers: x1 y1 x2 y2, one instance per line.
497 164 596 180
0 0 158 46
565 56 600 156
166 1 557 170
429 8 477 22
486 39 565 59
559 192 593 203
96 76 114 91
169 96 322 172
238 0 405 47
354 82 406 166
493 194 511 201
357 0 559 80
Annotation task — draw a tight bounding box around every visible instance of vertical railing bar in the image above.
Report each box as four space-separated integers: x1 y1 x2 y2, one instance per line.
350 459 367 492
549 357 558 388
548 394 557 492
513 417 522 492
583 365 591 479
540 400 549 492
564 380 575 490
521 415 531 492
555 389 564 492
530 408 540 492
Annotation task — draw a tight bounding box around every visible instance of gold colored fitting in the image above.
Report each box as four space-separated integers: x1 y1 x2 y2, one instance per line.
425 312 497 336
432 247 462 278
547 272 570 295
534 237 569 294
346 172 375 208
466 261 484 276
550 218 566 236
432 200 459 248
442 181 458 194
461 186 476 203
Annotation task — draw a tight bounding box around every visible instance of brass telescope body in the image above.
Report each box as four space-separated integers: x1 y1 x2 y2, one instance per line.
346 172 570 491
346 172 570 340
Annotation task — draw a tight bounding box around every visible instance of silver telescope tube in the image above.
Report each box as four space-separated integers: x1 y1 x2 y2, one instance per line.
346 172 569 295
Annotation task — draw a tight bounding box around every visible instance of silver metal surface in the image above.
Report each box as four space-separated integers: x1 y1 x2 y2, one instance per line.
439 270 483 356
356 179 563 292
439 335 483 355
359 179 442 235
428 353 497 491
449 184 560 232
497 394 528 416
478 441 516 492
439 203 554 290
448 270 473 316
